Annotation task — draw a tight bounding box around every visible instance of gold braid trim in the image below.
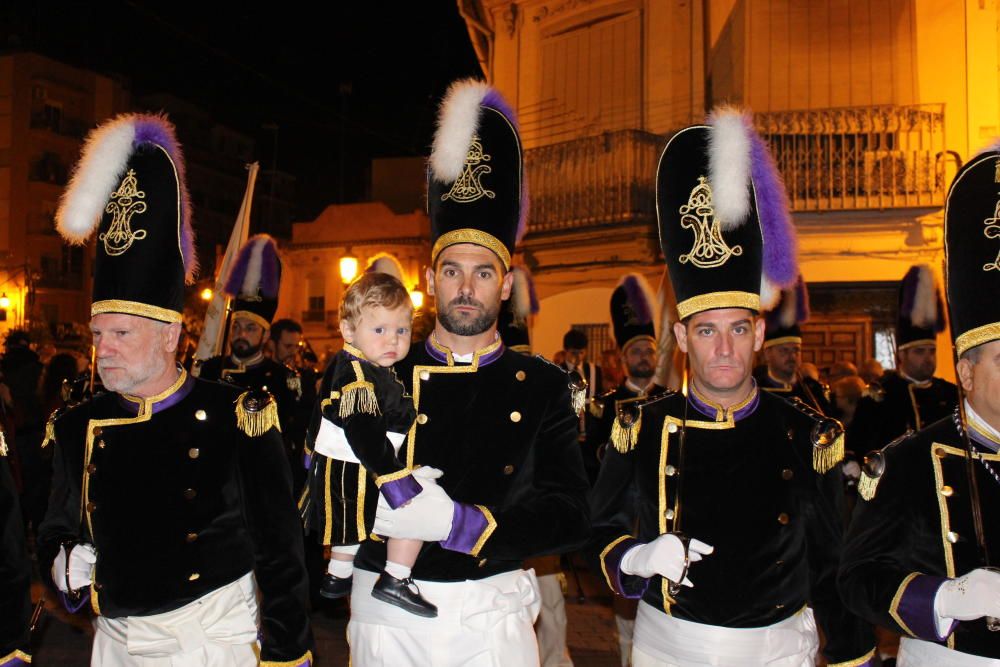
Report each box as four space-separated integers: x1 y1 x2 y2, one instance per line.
339 361 380 419
956 322 1000 357
260 650 314 667
676 291 760 320
235 392 282 437
0 649 31 664
42 411 58 449
814 431 845 475
92 299 182 323
857 471 881 501
0 430 6 457
431 229 511 269
827 649 876 667
610 412 642 454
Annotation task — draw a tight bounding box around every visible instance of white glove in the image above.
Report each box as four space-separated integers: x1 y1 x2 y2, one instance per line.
619 534 714 587
51 543 97 593
374 467 454 541
842 460 861 480
935 568 1000 634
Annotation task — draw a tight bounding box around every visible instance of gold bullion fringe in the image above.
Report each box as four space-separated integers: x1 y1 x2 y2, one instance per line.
41 412 58 449
814 432 845 475
611 413 642 454
857 471 881 502
236 393 282 437
571 385 587 416
338 382 380 419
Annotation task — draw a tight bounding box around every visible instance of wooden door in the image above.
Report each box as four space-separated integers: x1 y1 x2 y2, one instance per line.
800 315 872 370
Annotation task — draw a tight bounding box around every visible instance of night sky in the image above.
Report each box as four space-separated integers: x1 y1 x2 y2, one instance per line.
2 1 481 219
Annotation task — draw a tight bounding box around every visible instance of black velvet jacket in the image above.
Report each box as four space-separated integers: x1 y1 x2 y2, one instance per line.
839 412 1000 658
851 373 958 454
753 366 832 415
303 347 417 547
36 372 312 665
354 337 591 581
588 388 874 665
1 448 31 665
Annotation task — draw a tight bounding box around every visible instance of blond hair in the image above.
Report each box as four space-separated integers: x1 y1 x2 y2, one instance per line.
340 272 412 326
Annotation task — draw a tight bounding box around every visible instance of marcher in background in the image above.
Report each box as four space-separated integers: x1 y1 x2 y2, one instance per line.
859 358 884 385
589 110 875 666
839 143 1000 666
37 114 312 665
1 430 31 667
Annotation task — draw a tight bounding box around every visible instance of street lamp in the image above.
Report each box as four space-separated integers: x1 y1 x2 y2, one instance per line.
410 290 424 310
200 288 213 301
0 293 10 309
340 252 359 284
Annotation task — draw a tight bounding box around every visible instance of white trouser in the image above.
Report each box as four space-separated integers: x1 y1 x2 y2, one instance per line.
92 572 259 667
899 637 1000 667
535 573 573 667
616 615 635 666
632 601 818 667
348 567 542 667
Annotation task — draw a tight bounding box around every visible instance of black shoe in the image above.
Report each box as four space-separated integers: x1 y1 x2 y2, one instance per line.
371 572 438 618
319 573 353 599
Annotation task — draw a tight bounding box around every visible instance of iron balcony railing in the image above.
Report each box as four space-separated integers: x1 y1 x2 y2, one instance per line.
754 104 946 210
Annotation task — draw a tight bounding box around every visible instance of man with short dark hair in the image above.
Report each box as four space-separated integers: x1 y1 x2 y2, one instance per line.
589 112 874 666
346 80 589 667
840 145 1000 665
37 114 312 666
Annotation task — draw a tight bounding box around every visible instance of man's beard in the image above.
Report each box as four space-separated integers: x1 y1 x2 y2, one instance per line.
627 360 655 379
231 338 262 360
437 294 500 337
98 352 170 395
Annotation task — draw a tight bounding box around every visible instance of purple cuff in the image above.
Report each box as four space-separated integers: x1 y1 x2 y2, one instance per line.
379 473 423 510
896 574 956 641
602 537 650 599
60 589 90 614
440 502 489 554
302 452 312 469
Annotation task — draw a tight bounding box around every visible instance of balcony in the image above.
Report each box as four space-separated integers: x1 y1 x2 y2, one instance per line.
524 129 665 234
754 104 946 210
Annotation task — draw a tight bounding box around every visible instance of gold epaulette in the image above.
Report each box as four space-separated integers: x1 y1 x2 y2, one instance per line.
588 398 605 419
236 390 282 437
339 361 380 419
813 429 845 475
42 409 59 449
571 384 587 417
857 431 911 501
287 371 302 398
610 407 642 454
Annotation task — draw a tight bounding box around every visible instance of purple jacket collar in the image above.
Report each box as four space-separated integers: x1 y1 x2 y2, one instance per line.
687 380 760 423
118 368 194 416
424 334 504 368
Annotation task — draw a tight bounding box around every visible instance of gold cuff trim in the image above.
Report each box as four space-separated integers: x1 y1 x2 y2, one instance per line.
431 229 511 269
676 291 759 320
0 649 31 664
470 505 497 557
898 338 936 352
889 572 921 637
260 651 314 667
827 649 876 667
599 535 633 592
375 468 413 487
763 336 802 349
231 310 271 332
956 322 1000 357
92 299 182 323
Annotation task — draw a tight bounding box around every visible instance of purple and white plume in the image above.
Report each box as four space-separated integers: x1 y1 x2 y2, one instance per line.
901 264 945 331
617 273 655 325
707 108 751 229
56 113 197 283
224 234 281 299
509 266 539 326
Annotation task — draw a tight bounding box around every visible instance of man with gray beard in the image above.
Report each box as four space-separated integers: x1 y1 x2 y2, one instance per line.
36 114 312 666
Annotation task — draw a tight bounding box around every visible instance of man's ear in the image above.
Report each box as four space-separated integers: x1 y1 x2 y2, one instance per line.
500 269 514 301
425 266 436 297
753 316 765 352
956 357 975 394
673 321 688 354
163 322 182 354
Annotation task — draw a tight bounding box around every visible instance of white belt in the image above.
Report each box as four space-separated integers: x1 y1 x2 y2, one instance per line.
350 567 541 634
96 572 259 658
634 600 818 666
899 637 1000 667
313 417 405 463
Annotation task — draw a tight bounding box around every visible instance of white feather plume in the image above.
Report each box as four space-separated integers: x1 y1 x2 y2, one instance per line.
429 78 490 183
241 237 267 298
707 108 751 230
760 277 781 312
911 264 938 328
56 115 137 244
366 254 405 282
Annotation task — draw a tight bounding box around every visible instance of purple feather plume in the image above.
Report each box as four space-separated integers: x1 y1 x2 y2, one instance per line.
133 114 197 283
621 274 653 325
223 244 253 297
257 238 281 298
223 235 280 298
481 87 529 243
744 116 797 289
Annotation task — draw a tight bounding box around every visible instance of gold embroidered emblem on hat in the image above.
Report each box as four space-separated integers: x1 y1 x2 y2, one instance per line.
982 199 1000 272
678 176 742 269
100 169 148 256
441 136 496 204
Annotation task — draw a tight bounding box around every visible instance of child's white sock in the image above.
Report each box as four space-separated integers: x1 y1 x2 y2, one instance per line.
327 558 354 578
384 561 412 580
